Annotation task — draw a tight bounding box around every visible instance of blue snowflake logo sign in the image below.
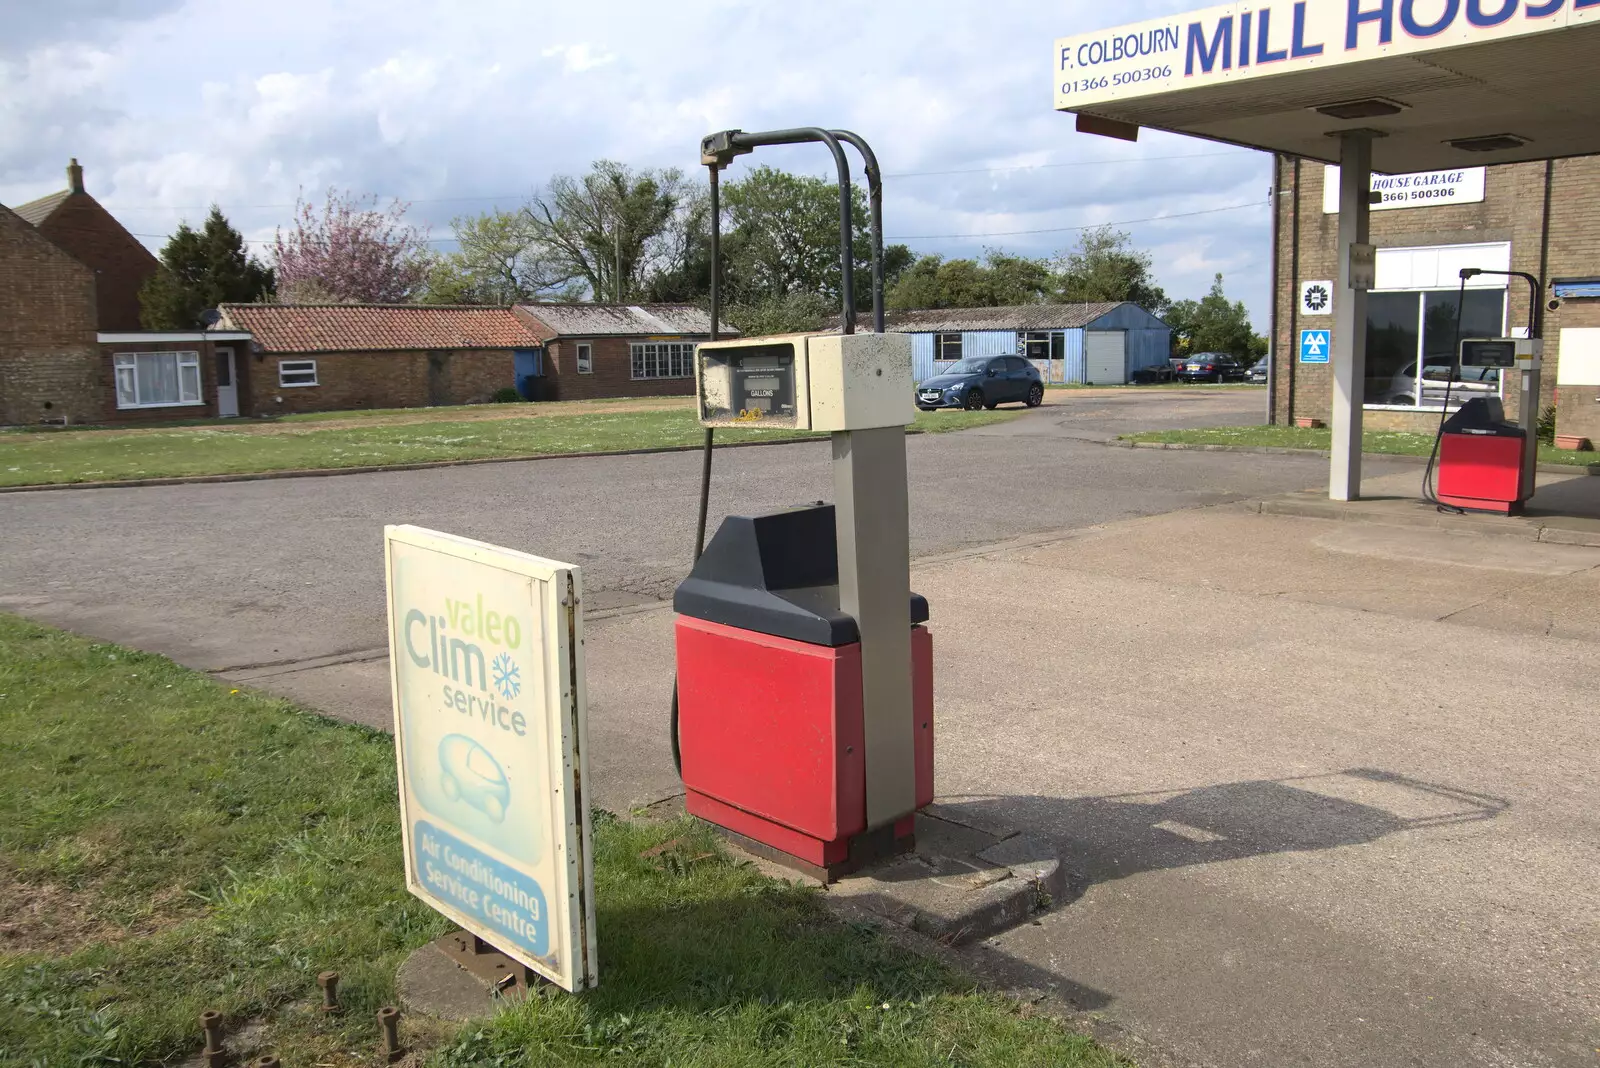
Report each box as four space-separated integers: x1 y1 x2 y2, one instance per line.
492 652 521 700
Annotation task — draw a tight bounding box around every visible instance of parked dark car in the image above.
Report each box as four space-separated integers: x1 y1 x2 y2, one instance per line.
916 356 1044 410
1130 361 1174 384
1246 358 1268 384
1177 352 1246 383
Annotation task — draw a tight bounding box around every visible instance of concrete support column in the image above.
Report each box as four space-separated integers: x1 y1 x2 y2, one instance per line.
832 426 915 829
1329 131 1372 502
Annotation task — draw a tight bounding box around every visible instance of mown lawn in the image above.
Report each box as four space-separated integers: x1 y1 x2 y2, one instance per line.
0 614 1123 1068
0 408 1016 488
1122 424 1600 467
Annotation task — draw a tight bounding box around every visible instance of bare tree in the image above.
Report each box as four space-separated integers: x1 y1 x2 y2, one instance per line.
525 161 691 303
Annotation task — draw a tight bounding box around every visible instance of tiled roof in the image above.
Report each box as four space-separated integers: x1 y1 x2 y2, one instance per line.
217 303 544 353
515 302 722 338
11 189 70 227
872 303 1129 333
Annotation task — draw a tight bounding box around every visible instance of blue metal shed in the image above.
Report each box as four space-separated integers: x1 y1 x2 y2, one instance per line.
887 303 1170 385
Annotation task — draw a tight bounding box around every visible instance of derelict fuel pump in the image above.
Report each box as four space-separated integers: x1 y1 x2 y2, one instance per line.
668 128 933 879
1426 267 1545 515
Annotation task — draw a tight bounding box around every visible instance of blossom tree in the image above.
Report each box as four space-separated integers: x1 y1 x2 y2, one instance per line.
272 189 432 303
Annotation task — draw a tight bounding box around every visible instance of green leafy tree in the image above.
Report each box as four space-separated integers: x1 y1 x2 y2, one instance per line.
642 187 714 303
722 292 836 337
139 206 274 328
887 250 1053 310
418 210 576 305
721 166 872 307
526 161 692 302
1053 225 1167 313
1164 273 1257 357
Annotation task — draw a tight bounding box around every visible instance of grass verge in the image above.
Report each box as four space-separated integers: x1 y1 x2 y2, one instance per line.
1122 424 1600 468
0 408 1016 488
0 614 1122 1067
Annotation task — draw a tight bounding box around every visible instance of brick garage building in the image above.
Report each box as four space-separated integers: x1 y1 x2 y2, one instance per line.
213 301 723 416
513 303 723 401
217 304 543 416
1269 155 1600 446
1 159 164 426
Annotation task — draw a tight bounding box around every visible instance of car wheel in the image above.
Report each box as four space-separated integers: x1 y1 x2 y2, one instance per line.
1026 383 1044 407
483 795 506 823
441 772 460 801
964 389 985 411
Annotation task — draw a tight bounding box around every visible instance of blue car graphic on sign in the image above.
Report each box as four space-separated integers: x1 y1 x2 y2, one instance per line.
438 734 510 823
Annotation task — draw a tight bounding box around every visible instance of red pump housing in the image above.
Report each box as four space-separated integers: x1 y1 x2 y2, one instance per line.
671 504 934 877
1435 397 1532 515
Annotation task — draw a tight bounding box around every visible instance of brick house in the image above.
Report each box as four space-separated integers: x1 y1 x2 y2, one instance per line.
512 303 725 401
14 160 160 332
1 159 169 425
216 304 545 416
1269 155 1600 446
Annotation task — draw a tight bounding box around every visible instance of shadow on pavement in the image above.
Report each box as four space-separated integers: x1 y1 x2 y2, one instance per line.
937 768 1508 898
1527 470 1600 519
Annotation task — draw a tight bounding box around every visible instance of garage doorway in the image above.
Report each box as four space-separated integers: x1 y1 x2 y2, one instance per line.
1086 330 1126 385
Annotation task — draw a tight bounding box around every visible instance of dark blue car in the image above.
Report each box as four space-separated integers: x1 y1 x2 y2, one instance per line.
916 356 1045 411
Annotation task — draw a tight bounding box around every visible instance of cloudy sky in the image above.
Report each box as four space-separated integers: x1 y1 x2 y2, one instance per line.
1 0 1276 322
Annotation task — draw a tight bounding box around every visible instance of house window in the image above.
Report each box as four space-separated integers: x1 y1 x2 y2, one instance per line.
279 360 319 387
576 343 593 374
935 333 963 361
630 342 695 380
113 351 202 409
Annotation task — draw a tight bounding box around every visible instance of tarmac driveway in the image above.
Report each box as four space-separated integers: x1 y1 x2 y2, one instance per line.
11 390 1587 1067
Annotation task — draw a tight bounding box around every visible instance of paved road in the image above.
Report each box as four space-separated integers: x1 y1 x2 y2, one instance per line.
5 388 1595 1067
0 388 1317 675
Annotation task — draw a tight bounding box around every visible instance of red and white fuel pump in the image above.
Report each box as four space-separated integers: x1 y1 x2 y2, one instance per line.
666 128 933 879
1426 267 1546 516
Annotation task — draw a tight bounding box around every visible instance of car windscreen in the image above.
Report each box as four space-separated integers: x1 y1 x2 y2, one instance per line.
940 358 989 375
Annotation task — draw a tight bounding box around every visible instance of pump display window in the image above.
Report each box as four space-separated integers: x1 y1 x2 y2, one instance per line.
1363 288 1505 408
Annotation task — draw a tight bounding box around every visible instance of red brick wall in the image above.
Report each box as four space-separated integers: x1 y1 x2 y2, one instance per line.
246 348 515 416
1272 156 1600 434
0 208 102 426
542 336 698 401
1538 157 1600 447
33 194 160 332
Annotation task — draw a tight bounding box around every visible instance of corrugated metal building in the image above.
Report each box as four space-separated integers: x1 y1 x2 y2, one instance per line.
881 302 1171 385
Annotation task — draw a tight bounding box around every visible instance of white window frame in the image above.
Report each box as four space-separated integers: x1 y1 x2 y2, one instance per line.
629 341 695 381
279 359 319 387
1360 287 1507 413
113 350 203 410
576 343 593 374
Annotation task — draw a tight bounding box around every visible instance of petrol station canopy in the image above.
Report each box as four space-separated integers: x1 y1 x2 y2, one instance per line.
1054 0 1600 172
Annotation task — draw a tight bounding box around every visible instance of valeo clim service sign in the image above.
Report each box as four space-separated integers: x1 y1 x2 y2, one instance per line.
384 525 596 992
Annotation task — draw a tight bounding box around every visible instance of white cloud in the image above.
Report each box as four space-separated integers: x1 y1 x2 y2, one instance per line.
0 0 1276 322
541 44 617 74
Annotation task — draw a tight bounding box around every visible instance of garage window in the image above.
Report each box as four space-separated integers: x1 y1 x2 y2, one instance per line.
935 333 963 361
279 360 318 387
114 351 202 409
630 342 694 380
576 343 593 374
1363 289 1505 409
1020 331 1053 361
